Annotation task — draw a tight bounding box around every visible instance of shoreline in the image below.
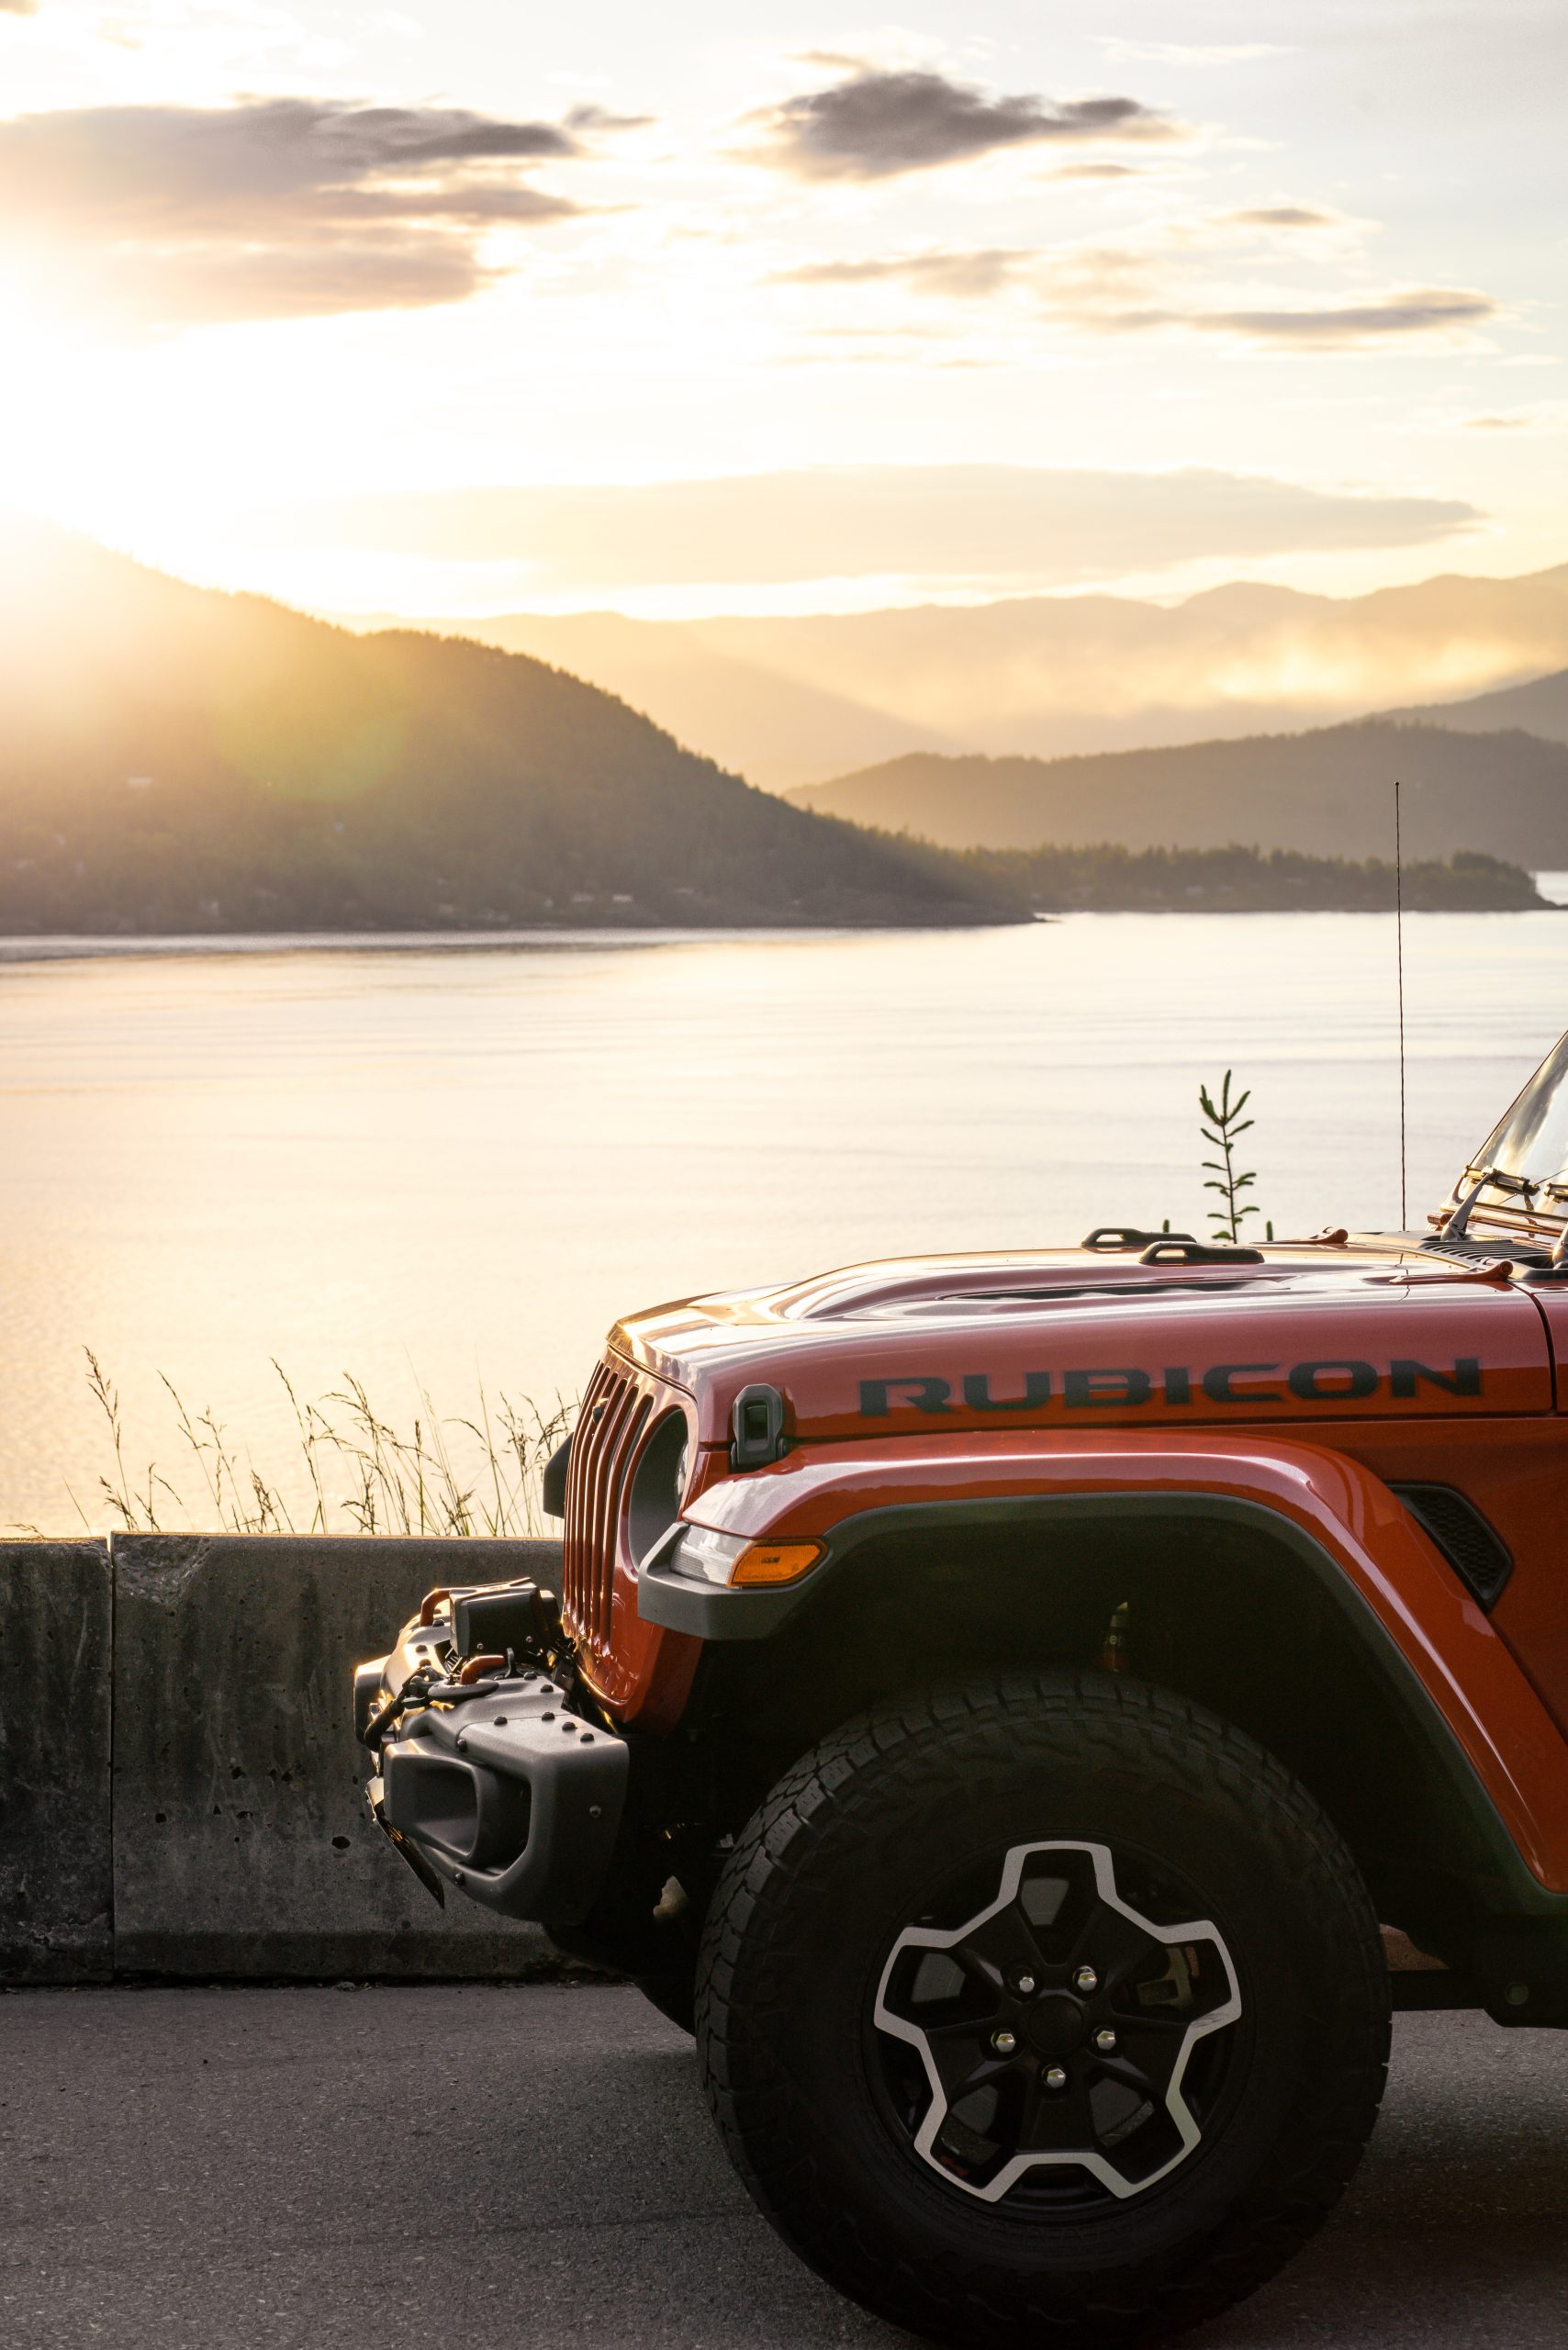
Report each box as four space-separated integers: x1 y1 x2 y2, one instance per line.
5 901 1568 963
0 923 1025 964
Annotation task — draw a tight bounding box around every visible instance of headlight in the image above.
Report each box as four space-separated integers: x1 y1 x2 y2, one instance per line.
666 1524 824 1588
669 1524 748 1584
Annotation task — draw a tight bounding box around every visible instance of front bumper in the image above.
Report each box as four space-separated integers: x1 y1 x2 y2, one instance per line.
357 1591 629 1926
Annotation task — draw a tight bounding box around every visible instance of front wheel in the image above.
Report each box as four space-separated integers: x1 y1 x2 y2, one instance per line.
697 1673 1389 2347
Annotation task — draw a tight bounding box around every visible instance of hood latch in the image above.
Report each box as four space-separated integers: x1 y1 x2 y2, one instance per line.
731 1382 788 1470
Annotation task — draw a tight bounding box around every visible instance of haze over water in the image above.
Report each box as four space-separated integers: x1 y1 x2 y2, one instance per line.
5 909 1567 1534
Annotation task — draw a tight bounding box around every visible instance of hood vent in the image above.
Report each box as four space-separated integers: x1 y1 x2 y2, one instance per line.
1081 1226 1196 1252
1138 1239 1265 1267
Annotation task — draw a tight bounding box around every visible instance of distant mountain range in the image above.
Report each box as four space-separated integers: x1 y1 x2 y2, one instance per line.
373 562 1568 790
1385 665 1568 745
0 524 1016 934
11 520 1568 929
790 717 1568 864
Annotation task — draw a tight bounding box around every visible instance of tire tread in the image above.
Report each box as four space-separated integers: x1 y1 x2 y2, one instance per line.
697 1671 1389 2347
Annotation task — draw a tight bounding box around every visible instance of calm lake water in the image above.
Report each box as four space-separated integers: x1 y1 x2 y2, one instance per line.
6 906 1568 1533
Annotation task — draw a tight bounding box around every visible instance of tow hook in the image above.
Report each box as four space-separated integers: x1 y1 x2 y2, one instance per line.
360 1670 436 1751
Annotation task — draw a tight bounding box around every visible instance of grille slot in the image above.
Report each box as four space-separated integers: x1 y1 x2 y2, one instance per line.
1392 1483 1514 1611
563 1364 651 1651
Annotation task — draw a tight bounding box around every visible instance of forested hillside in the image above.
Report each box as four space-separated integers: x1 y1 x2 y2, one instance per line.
960 842 1543 912
0 524 1019 934
792 720 1568 862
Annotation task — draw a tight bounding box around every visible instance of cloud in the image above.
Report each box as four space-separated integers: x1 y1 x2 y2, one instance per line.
239 464 1483 597
1190 287 1497 345
0 96 580 224
744 66 1182 182
1031 253 1498 349
777 219 1490 357
561 103 655 133
1460 406 1567 432
771 247 1031 298
1227 206 1338 229
0 96 604 326
119 238 495 324
1047 163 1146 182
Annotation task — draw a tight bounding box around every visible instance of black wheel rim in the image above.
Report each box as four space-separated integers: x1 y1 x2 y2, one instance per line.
869 1839 1243 2207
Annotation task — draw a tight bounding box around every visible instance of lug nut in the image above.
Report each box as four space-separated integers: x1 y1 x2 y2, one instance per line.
1012 1972 1038 1998
1074 1966 1099 1994
1044 2065 1069 2091
1094 2027 1118 2053
991 2029 1018 2055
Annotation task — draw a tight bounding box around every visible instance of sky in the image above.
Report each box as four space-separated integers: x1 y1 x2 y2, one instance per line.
1 1 1565 620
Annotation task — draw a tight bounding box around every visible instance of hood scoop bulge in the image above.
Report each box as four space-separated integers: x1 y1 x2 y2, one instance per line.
865 1277 1272 1320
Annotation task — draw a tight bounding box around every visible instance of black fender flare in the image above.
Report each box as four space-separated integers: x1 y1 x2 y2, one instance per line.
637 1489 1568 1934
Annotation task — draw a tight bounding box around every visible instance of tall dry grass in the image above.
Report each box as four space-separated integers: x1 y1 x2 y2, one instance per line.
75 1349 573 1539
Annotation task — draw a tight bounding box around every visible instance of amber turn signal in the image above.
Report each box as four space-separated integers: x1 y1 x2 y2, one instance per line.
729 1539 824 1588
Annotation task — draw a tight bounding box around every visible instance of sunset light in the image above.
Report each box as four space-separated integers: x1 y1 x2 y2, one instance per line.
2 4 1564 625
8 11 1568 2344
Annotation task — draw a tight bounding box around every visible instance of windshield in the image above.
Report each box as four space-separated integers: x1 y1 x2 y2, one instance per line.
1467 1029 1568 1202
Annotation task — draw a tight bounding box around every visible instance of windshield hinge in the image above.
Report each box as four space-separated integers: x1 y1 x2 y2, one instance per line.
1440 1169 1501 1238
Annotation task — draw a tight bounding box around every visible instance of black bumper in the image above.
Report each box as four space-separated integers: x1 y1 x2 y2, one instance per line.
365 1665 629 1925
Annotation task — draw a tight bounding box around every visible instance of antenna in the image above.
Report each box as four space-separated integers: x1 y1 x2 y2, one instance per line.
1394 778 1407 1230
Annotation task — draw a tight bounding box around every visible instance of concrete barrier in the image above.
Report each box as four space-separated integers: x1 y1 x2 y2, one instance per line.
0 1540 113 1983
0 1534 580 1983
110 1534 566 1978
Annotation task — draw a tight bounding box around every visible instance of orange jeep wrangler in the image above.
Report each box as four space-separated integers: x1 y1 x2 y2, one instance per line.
357 1028 1568 2346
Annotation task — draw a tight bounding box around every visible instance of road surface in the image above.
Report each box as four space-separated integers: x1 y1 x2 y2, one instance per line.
2 1986 1565 2348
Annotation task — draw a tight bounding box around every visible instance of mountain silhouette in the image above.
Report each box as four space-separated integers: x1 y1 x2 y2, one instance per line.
0 521 1018 934
400 561 1568 789
791 719 1568 863
1388 666 1568 746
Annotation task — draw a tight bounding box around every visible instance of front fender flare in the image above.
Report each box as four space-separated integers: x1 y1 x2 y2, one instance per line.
637 1429 1568 1902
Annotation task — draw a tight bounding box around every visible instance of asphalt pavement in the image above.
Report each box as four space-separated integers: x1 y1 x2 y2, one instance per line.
2 1985 1565 2349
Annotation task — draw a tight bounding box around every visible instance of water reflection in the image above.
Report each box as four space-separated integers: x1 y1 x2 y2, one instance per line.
4 912 1566 1530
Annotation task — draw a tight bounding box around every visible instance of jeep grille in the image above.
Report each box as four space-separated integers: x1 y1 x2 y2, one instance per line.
563 1362 651 1654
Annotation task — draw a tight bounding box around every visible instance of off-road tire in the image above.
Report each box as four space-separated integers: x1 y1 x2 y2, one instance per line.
697 1672 1390 2347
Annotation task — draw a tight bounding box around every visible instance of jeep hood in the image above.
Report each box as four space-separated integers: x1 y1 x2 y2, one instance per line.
610 1241 1551 1449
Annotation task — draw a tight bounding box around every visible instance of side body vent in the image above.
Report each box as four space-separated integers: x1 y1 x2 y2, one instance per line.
1391 1483 1514 1611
